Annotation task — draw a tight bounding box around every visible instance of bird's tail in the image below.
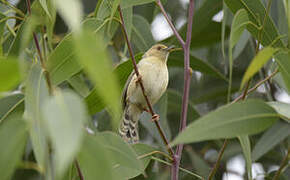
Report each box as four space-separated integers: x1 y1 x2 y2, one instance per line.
119 104 142 143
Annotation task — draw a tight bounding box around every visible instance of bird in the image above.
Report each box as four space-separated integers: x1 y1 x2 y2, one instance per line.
119 44 174 143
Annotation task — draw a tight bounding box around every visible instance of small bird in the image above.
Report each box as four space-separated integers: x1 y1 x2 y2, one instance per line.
119 44 174 143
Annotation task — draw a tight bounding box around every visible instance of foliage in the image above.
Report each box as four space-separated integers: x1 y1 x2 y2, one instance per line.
0 0 289 180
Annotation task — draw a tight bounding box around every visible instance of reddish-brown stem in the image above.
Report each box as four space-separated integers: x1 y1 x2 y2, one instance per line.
118 6 174 157
156 0 195 179
207 140 228 180
74 160 84 180
273 147 290 180
25 0 53 94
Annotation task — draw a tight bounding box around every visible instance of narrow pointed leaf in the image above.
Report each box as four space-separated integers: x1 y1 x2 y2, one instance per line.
252 121 290 161
238 135 252 180
0 118 28 180
241 47 278 88
171 100 279 146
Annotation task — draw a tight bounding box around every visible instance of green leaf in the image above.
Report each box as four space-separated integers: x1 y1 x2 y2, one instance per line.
229 9 249 49
238 135 252 180
78 134 113 180
267 101 290 122
168 51 227 81
97 132 144 179
275 51 290 93
0 13 6 55
252 121 290 161
120 0 155 8
241 47 278 88
0 94 24 124
53 0 83 31
73 30 121 129
0 117 28 180
171 99 279 146
39 0 52 19
67 73 90 97
224 0 286 48
0 57 20 92
228 9 249 101
108 0 120 33
132 15 155 52
48 18 118 85
85 53 143 115
42 90 87 177
24 64 49 169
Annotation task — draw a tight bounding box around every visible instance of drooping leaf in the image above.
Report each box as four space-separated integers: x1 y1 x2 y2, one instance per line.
42 90 88 177
0 57 20 92
24 64 49 169
171 99 279 146
241 47 278 88
73 29 121 129
238 135 252 180
48 18 118 85
97 132 144 179
252 121 290 161
267 101 290 122
0 94 24 123
67 73 90 97
228 9 249 101
39 0 52 19
78 134 113 180
132 15 155 52
0 117 28 180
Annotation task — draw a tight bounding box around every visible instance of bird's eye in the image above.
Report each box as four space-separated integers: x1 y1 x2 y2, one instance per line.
157 46 162 50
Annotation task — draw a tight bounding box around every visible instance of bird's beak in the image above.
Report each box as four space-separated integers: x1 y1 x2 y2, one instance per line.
164 45 175 52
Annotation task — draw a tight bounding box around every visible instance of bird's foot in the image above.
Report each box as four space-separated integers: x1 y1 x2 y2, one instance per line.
143 107 150 113
151 114 160 122
135 74 142 85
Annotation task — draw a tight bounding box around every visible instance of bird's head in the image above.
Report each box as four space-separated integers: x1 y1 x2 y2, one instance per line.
143 44 174 62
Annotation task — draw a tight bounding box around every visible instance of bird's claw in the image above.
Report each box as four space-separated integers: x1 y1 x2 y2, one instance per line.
135 74 142 85
151 114 160 122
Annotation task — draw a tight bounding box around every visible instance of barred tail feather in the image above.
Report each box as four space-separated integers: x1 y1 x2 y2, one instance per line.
119 104 142 143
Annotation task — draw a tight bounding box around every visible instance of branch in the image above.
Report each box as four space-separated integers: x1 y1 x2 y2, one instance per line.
156 0 185 46
273 148 290 180
74 160 84 180
25 0 53 95
170 1 195 180
117 6 174 157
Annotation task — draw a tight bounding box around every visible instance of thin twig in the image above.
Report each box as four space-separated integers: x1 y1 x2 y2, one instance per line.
231 69 278 104
117 6 174 157
74 160 84 180
208 140 228 180
160 0 195 179
138 150 173 161
272 148 290 180
151 156 204 180
1 0 26 17
155 0 185 46
25 0 53 94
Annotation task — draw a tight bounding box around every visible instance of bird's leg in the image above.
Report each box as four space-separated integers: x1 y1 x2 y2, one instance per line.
143 107 150 113
135 74 142 85
151 114 160 122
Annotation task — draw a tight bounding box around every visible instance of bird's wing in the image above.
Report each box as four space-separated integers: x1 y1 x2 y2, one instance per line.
121 71 135 109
